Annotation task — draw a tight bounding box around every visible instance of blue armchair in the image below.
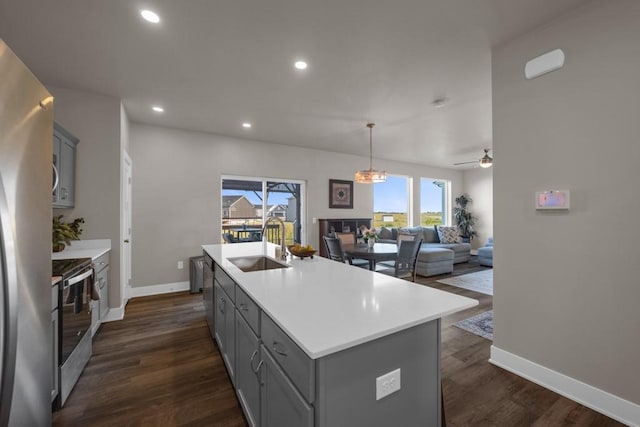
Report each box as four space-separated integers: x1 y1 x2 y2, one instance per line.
478 237 493 267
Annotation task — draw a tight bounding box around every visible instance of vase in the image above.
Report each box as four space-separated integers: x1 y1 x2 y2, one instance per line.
368 239 375 248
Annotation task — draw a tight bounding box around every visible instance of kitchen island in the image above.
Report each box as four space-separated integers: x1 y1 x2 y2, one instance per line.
203 242 477 427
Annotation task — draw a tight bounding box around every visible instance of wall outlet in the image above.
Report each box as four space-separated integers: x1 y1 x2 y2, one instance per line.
177 261 184 270
376 368 401 400
312 217 317 224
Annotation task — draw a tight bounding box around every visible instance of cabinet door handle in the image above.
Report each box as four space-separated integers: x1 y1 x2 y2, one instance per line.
218 297 226 314
272 341 288 357
253 360 264 376
238 303 248 311
249 350 258 371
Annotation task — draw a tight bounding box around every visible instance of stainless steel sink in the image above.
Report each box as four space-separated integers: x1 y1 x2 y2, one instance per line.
228 256 289 272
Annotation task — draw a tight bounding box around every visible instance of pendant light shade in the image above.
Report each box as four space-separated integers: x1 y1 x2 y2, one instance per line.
355 123 387 184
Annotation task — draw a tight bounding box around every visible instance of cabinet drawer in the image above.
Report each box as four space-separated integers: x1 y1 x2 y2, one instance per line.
93 252 110 272
260 312 315 403
235 286 260 336
214 262 235 302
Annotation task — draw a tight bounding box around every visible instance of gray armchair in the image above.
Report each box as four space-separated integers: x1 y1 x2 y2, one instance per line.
478 237 493 267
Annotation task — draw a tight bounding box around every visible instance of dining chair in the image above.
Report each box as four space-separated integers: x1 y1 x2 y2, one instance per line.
323 236 347 263
379 238 423 281
397 232 418 243
335 232 369 268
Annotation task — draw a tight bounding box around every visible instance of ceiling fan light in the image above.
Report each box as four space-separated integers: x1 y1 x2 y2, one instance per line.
479 154 493 168
355 169 387 183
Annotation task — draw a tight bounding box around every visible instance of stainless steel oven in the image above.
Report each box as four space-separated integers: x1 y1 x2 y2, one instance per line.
52 258 93 408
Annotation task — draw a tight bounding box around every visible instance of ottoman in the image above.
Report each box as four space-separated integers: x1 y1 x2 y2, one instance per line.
415 247 455 277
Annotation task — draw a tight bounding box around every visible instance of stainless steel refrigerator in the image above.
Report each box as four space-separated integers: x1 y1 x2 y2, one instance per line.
0 39 53 426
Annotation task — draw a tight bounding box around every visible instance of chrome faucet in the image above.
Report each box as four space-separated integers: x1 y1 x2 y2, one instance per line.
262 216 287 260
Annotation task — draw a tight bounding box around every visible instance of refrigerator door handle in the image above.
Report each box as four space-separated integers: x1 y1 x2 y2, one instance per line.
0 178 18 425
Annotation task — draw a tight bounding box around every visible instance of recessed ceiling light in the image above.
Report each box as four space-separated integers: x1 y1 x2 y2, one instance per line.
242 122 252 129
152 106 164 113
141 10 160 23
294 60 308 70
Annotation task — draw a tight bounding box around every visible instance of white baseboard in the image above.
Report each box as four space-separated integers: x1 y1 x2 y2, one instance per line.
129 281 190 298
490 346 639 427
101 303 126 323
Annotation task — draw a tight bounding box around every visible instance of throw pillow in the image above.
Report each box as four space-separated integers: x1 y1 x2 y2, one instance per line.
432 225 441 243
436 226 462 244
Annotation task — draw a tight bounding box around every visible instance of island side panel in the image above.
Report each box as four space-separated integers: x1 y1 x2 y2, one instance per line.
314 319 441 427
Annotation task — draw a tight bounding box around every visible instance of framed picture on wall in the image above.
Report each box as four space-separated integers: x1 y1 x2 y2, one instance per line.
329 179 353 209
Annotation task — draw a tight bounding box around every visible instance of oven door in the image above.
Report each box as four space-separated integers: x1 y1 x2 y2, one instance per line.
60 269 93 364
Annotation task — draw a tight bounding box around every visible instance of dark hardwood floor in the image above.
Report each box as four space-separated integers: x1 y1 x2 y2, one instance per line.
54 258 624 426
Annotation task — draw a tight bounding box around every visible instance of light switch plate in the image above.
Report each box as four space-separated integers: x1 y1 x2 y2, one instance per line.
376 368 401 400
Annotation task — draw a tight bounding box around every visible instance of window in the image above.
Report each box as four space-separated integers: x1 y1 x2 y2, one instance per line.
420 178 448 226
221 177 305 245
373 175 410 229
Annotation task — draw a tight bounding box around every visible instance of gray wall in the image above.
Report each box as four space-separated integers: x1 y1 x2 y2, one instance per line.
462 167 493 250
50 86 124 310
493 0 640 404
130 123 463 287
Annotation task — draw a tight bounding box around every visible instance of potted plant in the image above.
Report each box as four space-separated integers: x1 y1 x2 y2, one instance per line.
453 193 477 242
52 215 84 252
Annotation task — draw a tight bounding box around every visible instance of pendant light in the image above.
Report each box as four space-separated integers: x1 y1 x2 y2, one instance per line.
354 123 387 183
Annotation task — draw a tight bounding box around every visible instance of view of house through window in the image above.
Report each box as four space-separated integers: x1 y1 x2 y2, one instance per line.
373 175 410 229
221 177 304 246
421 178 448 226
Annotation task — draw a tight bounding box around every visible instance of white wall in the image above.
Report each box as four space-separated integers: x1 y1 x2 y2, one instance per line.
50 86 123 310
130 123 463 287
463 167 493 250
493 0 640 412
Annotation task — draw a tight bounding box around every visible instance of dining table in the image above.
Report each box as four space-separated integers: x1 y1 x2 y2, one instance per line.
341 242 398 271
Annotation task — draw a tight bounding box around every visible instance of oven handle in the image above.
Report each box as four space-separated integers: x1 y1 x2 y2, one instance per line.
64 269 93 287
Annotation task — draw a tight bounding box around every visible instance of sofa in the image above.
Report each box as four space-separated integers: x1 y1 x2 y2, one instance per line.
376 225 471 277
477 237 493 267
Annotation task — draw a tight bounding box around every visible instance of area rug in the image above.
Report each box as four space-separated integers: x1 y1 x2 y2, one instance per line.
436 269 493 295
454 310 493 341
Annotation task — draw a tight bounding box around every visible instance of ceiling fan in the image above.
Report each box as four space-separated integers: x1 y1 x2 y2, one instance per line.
453 148 493 168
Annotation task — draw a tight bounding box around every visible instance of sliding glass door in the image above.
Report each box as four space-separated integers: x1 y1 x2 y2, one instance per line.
221 176 305 245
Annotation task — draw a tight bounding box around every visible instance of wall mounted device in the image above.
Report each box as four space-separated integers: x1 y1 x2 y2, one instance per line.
525 49 565 79
535 190 570 210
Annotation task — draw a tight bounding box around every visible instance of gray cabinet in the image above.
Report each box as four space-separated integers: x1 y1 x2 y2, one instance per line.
52 122 78 208
260 345 314 427
207 255 443 426
203 253 214 338
214 281 236 384
235 314 261 427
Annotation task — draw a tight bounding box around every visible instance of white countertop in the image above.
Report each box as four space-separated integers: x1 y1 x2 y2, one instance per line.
52 239 111 261
203 242 477 359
